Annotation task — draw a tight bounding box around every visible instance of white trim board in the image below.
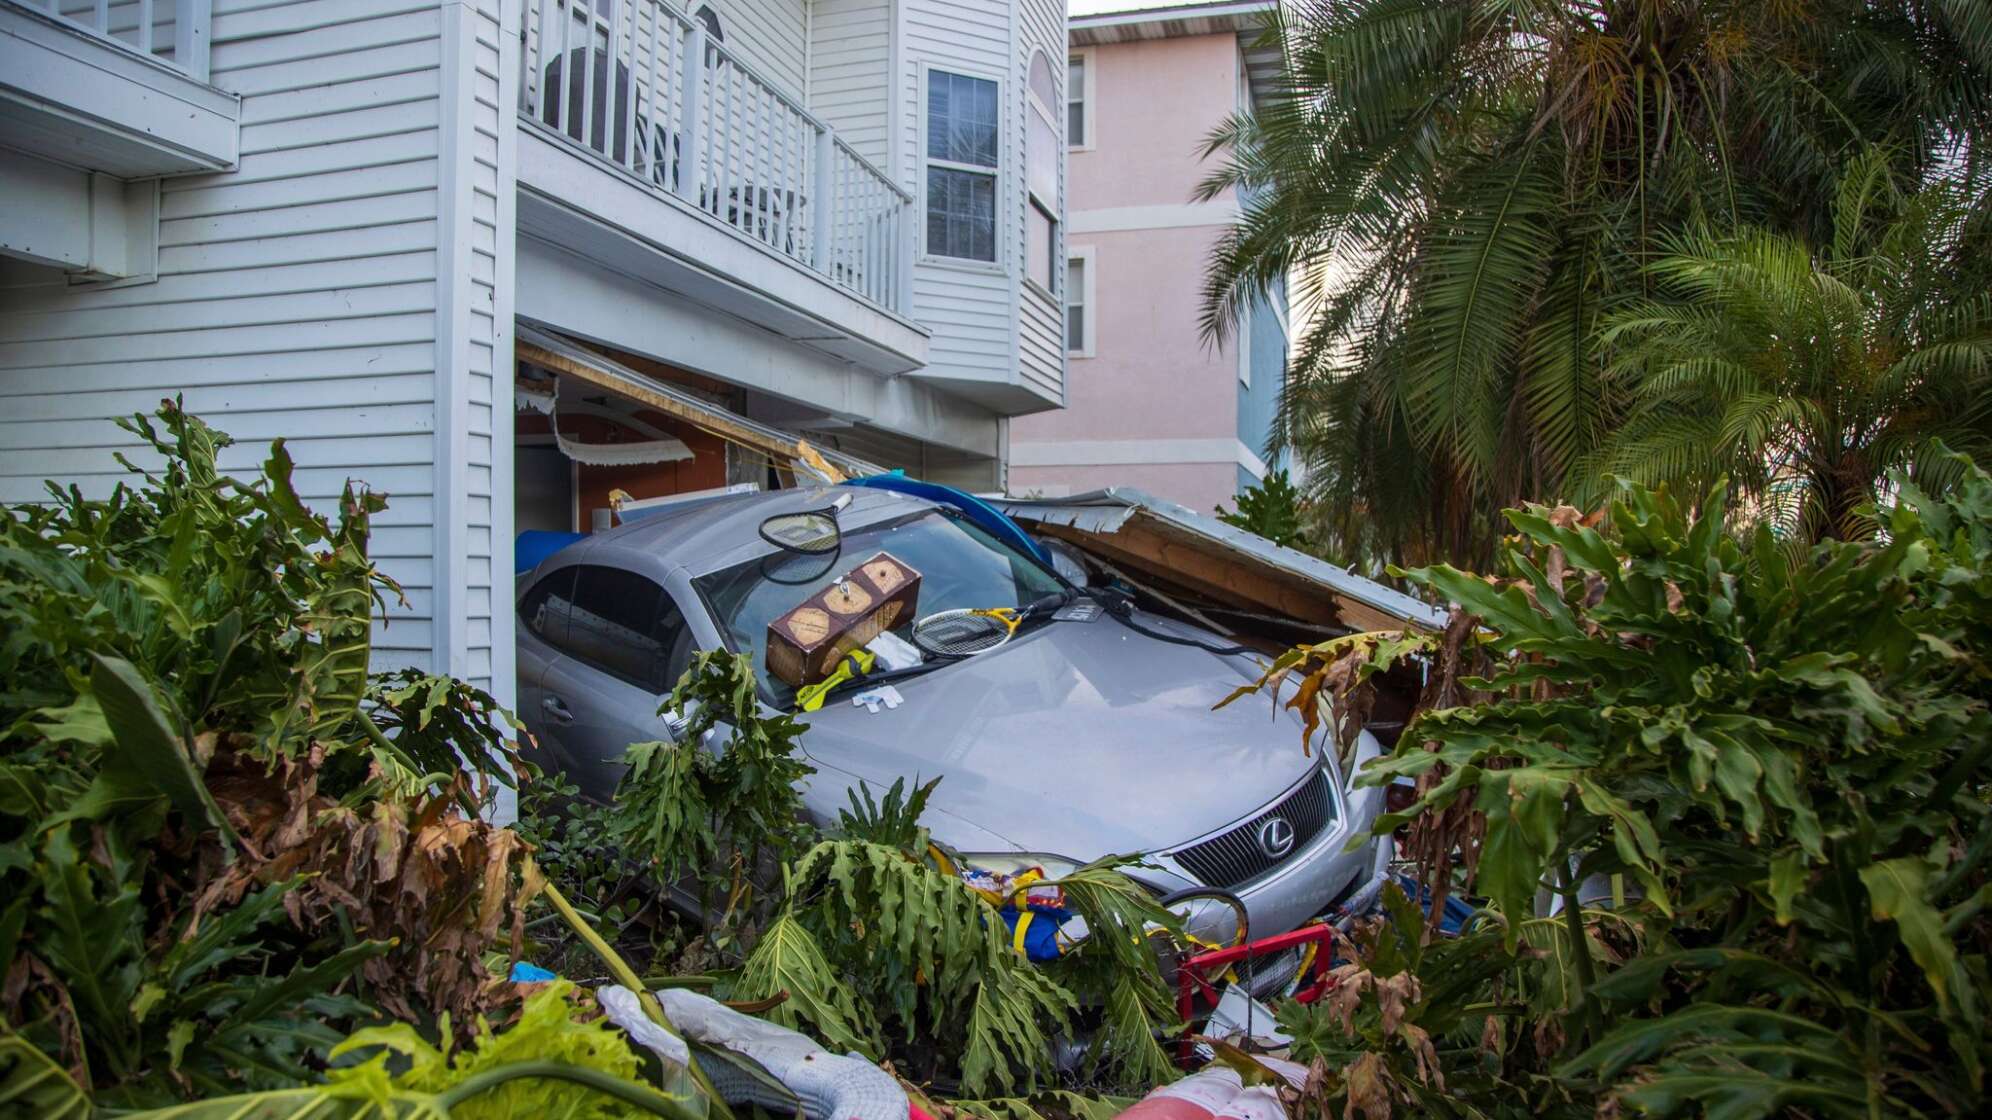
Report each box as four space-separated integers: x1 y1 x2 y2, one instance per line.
1011 437 1266 475
1067 200 1241 233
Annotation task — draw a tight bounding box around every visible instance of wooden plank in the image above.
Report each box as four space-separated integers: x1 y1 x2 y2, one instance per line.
1034 516 1423 635
518 337 833 477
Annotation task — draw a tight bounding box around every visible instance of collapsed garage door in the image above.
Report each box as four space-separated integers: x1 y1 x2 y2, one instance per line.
513 324 884 536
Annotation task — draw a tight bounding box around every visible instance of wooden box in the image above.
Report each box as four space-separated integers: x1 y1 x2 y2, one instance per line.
766 552 922 688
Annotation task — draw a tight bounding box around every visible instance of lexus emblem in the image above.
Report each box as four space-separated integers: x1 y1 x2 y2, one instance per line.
1257 816 1296 859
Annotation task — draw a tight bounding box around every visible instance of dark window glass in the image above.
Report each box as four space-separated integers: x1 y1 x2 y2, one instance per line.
926 71 998 167
927 166 996 261
1065 256 1086 351
519 566 576 646
563 566 690 691
1067 58 1085 146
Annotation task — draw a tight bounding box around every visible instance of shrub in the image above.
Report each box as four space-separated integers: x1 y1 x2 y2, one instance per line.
1237 455 1992 1117
0 404 540 1106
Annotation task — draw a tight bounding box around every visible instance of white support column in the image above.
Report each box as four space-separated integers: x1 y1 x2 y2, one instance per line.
174 0 210 81
812 126 835 269
675 22 706 204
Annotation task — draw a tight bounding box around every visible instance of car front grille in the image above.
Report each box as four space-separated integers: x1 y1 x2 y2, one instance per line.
1170 769 1336 889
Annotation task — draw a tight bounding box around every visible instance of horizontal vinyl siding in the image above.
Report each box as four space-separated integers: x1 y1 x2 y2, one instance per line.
1013 0 1063 401
460 0 508 687
903 0 1015 381
695 0 808 101
0 0 445 673
1019 286 1062 401
808 0 890 168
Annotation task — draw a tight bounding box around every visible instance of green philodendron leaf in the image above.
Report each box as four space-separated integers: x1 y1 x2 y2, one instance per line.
88 653 234 842
1859 857 1957 1009
30 693 113 748
1507 768 1573 857
732 911 875 1056
0 1033 90 1120
1767 852 1806 925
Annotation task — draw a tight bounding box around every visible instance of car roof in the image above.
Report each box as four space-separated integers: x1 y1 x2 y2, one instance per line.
560 483 936 578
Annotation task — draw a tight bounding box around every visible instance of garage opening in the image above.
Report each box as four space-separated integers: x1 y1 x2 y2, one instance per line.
511 325 886 541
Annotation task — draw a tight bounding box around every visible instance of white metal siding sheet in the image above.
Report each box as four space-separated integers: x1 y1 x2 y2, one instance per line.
0 0 446 673
808 0 890 168
902 0 1016 382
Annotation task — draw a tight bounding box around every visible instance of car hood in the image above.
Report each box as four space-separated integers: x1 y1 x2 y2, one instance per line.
796 612 1319 856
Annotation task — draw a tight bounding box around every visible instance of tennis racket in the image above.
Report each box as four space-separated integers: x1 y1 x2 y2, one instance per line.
910 607 1027 658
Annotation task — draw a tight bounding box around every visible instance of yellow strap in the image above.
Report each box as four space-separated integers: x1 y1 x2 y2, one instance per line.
1011 909 1036 956
794 648 879 712
928 845 956 876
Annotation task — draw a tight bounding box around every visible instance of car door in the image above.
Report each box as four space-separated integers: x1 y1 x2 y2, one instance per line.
515 566 576 772
537 564 696 803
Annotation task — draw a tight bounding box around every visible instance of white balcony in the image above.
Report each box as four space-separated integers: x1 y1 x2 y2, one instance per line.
515 0 924 378
0 0 237 177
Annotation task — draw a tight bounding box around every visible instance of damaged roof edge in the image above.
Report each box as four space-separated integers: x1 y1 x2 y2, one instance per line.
995 487 1448 633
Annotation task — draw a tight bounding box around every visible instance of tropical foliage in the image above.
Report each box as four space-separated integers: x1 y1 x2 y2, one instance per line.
0 404 553 1108
1233 456 1992 1117
1592 150 1992 541
1216 470 1310 551
1202 0 1992 568
606 648 816 935
719 773 1184 1097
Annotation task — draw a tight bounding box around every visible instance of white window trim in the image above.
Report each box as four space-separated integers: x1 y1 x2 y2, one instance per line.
1066 243 1096 358
918 62 1006 270
1067 48 1096 153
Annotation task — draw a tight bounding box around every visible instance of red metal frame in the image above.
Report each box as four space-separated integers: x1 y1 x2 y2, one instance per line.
1173 922 1341 1064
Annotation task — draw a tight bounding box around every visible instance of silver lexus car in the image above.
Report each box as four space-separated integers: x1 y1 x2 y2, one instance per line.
515 483 1388 968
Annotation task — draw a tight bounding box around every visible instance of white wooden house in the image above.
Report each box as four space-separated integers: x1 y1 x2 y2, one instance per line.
0 0 1069 715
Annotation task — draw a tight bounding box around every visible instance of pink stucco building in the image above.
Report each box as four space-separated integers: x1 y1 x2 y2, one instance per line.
1007 1 1287 513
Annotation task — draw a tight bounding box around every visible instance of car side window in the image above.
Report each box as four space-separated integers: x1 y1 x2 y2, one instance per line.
519 566 576 646
564 565 692 693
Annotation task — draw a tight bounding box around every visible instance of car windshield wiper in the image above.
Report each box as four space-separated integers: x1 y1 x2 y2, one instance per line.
806 661 949 708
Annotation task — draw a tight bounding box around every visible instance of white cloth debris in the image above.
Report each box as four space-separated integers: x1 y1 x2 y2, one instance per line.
596 985 691 1069
555 428 694 466
656 988 909 1120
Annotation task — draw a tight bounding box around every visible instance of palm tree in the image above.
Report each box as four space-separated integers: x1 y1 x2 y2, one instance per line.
1593 153 1992 542
1201 0 1992 569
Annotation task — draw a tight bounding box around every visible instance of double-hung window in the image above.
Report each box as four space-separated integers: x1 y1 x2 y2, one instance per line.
1066 249 1093 355
925 70 1000 262
1067 55 1088 148
1025 52 1062 293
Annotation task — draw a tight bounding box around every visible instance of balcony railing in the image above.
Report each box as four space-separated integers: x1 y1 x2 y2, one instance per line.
14 0 211 82
520 0 912 315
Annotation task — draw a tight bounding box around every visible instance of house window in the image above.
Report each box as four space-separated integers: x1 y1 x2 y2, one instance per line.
926 70 999 262
1067 56 1087 148
1025 51 1061 290
1065 252 1090 354
1028 201 1056 291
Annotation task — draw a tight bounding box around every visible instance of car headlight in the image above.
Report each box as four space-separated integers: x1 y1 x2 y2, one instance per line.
1162 889 1249 948
952 852 1082 880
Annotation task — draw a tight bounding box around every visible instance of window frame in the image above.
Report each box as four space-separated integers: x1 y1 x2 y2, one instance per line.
1023 49 1062 298
919 63 1006 271
1065 244 1096 358
1066 50 1095 153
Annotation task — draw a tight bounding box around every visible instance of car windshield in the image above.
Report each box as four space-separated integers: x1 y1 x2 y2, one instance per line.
694 508 1066 706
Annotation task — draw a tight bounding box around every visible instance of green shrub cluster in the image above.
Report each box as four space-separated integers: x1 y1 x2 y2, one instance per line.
1247 454 1992 1117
